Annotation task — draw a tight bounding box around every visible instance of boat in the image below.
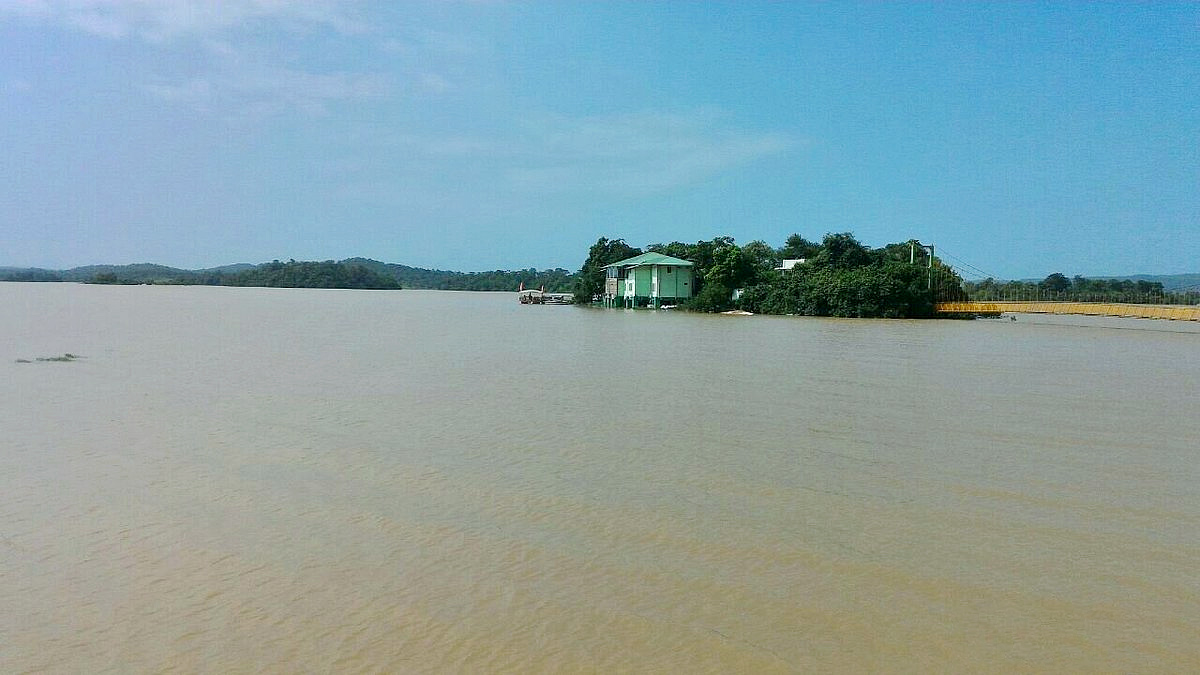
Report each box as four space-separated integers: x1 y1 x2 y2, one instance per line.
517 282 573 304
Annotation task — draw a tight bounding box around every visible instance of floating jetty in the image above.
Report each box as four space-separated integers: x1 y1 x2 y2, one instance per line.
518 289 573 305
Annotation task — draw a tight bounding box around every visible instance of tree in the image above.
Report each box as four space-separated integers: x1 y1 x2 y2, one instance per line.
1135 279 1162 294
646 241 694 261
689 281 735 312
740 240 781 284
1042 272 1070 293
690 240 745 314
810 232 872 270
778 233 820 260
704 244 754 291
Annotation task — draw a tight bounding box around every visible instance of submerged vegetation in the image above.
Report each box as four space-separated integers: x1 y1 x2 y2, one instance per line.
577 233 964 318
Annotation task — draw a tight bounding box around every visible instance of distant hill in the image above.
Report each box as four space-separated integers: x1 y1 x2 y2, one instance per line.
1 258 576 292
1099 273 1200 292
200 263 258 274
59 263 194 283
219 260 400 289
53 262 259 283
341 258 573 292
0 267 62 282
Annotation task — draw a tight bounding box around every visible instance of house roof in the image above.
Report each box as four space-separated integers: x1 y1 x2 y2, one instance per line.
602 252 694 268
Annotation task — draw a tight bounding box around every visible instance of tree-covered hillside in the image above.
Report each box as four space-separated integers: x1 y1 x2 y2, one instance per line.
77 260 400 289
340 258 573 292
220 260 401 289
1 258 570 291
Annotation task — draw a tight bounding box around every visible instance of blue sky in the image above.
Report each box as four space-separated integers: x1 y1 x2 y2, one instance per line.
1 1 1196 279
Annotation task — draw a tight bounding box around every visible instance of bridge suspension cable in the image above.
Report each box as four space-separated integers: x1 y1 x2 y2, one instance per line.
933 247 1001 281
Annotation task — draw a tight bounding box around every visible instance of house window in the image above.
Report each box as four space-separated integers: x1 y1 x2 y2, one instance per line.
664 267 672 274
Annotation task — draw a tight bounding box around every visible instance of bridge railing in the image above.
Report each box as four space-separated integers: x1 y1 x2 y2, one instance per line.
934 301 1200 322
957 289 1200 305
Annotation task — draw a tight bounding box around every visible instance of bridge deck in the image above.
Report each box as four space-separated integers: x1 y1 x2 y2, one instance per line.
935 301 1200 322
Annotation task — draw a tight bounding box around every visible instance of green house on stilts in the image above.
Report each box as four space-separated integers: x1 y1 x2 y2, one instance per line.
602 252 695 308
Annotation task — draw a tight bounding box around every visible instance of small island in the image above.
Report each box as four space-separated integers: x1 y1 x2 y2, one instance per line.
575 232 963 318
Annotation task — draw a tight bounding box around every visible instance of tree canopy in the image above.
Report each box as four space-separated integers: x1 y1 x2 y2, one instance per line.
779 233 820 260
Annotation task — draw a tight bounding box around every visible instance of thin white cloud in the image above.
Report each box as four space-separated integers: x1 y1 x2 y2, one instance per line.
413 72 454 96
1 0 365 41
504 111 798 195
337 110 798 202
143 65 389 120
4 2 470 121
5 78 34 93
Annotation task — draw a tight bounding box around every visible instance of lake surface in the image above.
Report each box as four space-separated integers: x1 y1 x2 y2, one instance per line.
2 283 1198 672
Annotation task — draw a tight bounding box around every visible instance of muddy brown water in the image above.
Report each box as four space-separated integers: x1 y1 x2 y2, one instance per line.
2 284 1197 672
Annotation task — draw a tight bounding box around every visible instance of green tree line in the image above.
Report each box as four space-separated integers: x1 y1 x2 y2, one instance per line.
965 274 1200 305
341 258 574 292
78 260 401 289
216 260 402 289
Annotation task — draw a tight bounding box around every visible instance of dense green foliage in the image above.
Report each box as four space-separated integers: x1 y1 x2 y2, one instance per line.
739 258 938 317
778 234 821 260
341 258 573 292
585 232 963 318
89 272 127 284
218 260 401 289
965 274 1200 305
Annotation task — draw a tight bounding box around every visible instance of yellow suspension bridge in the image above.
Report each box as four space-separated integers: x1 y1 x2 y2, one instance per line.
934 301 1200 322
920 243 1200 322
